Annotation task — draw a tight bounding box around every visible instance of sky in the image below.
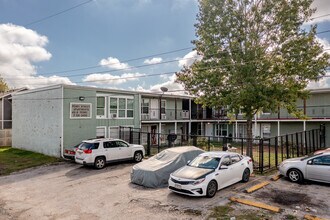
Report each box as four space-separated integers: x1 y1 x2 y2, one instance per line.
0 0 330 94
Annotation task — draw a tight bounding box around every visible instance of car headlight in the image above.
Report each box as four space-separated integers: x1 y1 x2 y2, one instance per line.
192 178 205 185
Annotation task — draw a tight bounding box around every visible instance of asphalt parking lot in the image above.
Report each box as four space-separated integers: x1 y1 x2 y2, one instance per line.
0 161 329 220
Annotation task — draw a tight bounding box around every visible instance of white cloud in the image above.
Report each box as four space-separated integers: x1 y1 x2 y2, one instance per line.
316 37 330 51
0 23 74 89
145 74 187 95
130 85 149 92
143 57 163 64
178 50 202 68
309 0 330 24
99 57 130 70
83 72 145 85
307 70 330 89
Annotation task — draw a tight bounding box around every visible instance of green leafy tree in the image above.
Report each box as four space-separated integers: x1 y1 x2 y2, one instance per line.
0 76 9 93
177 0 330 157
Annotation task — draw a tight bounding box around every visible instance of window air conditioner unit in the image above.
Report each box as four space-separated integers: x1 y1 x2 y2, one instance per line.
161 114 166 120
110 113 117 119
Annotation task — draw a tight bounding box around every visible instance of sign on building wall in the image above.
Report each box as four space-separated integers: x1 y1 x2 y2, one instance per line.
70 103 92 119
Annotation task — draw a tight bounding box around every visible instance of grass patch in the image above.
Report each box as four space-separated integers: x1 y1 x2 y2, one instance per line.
0 147 61 176
284 214 298 220
208 205 234 219
208 203 271 220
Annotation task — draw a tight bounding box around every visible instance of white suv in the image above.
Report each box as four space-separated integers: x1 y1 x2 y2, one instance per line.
75 138 145 169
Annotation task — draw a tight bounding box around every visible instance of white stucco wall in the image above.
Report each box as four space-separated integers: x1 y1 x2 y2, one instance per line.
12 86 62 157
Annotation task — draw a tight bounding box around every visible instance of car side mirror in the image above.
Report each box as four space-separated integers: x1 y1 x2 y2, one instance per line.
307 160 313 165
187 160 191 165
220 165 228 170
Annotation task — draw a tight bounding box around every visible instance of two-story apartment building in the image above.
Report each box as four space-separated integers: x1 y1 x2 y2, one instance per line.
12 84 140 157
140 88 330 146
11 84 330 157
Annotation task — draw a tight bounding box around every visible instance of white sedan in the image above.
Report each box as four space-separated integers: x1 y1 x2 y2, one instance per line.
168 151 253 198
279 152 330 183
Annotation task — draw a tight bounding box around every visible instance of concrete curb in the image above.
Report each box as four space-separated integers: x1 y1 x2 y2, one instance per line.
271 174 282 181
230 197 281 213
304 214 329 220
245 181 270 193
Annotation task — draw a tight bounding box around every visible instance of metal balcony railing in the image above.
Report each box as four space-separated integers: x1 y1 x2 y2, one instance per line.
141 108 190 121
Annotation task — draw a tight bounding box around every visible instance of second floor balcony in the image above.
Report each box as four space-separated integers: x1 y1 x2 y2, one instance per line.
141 108 190 121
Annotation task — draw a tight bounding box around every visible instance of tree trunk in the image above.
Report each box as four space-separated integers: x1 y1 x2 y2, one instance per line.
246 116 253 159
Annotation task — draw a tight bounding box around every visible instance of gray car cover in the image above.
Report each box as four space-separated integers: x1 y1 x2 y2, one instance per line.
131 146 204 188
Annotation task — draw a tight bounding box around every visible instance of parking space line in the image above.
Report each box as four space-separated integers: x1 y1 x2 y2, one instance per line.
230 197 281 213
245 181 270 193
304 214 329 220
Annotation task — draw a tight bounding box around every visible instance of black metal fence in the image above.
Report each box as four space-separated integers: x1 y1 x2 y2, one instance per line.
119 125 326 173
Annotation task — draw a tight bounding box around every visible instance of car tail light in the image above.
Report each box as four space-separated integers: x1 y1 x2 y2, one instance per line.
83 149 92 154
247 158 252 164
70 151 75 155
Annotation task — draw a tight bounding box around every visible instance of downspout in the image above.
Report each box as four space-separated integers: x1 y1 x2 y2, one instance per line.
139 94 142 129
60 85 64 158
1 97 4 129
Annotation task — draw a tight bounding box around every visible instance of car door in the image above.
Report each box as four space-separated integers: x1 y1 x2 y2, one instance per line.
229 154 245 184
216 156 234 189
103 141 121 161
306 155 330 182
114 141 132 159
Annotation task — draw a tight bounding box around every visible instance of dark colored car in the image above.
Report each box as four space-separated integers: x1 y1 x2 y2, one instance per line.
63 144 80 160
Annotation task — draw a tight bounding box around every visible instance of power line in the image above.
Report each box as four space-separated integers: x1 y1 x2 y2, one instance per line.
18 22 330 77
30 29 330 77
316 30 330 35
3 54 198 81
5 46 330 82
13 59 330 86
25 0 93 27
310 13 330 21
38 46 194 76
7 23 327 79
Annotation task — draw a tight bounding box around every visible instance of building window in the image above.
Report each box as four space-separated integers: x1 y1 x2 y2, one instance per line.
109 97 134 118
96 97 106 118
119 98 126 118
197 123 202 135
215 124 228 136
110 97 118 117
161 100 166 114
96 127 106 138
142 99 149 114
127 99 134 117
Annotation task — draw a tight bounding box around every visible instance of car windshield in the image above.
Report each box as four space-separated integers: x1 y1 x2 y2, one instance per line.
188 155 220 169
78 142 99 150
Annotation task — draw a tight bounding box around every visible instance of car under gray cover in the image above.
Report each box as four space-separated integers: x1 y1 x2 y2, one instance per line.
130 146 204 188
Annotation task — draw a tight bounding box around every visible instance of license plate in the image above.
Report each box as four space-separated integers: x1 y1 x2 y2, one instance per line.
174 183 182 190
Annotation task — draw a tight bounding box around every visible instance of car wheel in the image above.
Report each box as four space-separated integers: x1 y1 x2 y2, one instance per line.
241 168 250 182
94 157 106 169
206 180 217 198
134 151 143 162
287 169 304 183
